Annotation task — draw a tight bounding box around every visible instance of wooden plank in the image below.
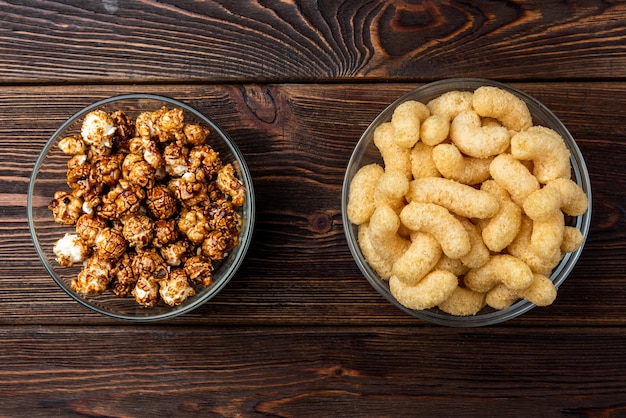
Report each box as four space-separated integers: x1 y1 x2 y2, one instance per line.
0 325 625 416
1 82 624 326
1 1 626 83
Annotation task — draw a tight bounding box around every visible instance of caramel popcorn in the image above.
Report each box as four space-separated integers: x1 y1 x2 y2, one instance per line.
184 255 214 287
121 214 153 249
159 268 196 306
49 105 246 307
53 233 90 267
75 213 107 246
58 134 86 155
72 255 112 295
145 185 178 219
49 191 84 225
81 110 116 148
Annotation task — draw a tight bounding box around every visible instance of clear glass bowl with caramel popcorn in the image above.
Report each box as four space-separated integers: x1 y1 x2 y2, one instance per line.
342 79 591 327
28 94 254 321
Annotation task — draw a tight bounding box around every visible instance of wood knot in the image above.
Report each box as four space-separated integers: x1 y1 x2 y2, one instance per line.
392 2 444 31
241 85 277 124
309 211 332 233
593 198 621 232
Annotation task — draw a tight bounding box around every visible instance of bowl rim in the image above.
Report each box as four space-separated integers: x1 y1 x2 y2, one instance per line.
341 78 592 327
27 93 255 321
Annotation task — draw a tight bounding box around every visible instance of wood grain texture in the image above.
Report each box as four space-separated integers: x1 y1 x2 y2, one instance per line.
1 0 625 83
1 82 624 326
1 325 625 417
3 2 626 414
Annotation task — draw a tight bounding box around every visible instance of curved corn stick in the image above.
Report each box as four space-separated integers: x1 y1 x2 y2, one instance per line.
368 205 410 265
480 180 522 252
427 90 473 121
523 178 588 222
347 163 384 225
530 210 565 261
511 126 571 183
450 110 510 158
373 170 410 211
357 223 393 281
490 153 540 206
400 202 471 259
472 86 533 132
464 254 533 293
390 270 458 310
508 216 562 275
410 142 442 179
420 114 450 146
518 273 557 307
438 286 486 316
432 143 492 185
407 177 499 219
373 122 411 179
391 100 430 149
391 231 442 285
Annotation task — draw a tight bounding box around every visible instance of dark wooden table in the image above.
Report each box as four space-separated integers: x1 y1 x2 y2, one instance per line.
2 1 626 416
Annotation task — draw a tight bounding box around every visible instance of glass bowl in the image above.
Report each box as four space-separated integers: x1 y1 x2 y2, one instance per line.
342 79 591 326
28 94 255 321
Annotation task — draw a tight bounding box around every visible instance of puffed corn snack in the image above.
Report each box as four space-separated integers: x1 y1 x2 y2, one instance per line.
347 86 588 316
49 106 246 307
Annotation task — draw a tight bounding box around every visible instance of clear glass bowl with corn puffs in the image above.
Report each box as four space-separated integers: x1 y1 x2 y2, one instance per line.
342 79 591 326
28 94 255 321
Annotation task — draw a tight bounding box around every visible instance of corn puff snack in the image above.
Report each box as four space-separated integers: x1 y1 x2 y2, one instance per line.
427 90 473 121
389 270 458 311
373 122 411 179
357 223 393 280
511 126 571 183
523 178 589 222
392 232 442 285
346 84 588 317
508 216 563 275
489 153 540 206
400 202 471 259
410 142 442 179
458 217 490 269
480 180 522 252
391 100 430 149
347 163 384 225
432 143 492 185
464 254 533 293
374 170 410 211
368 205 410 265
450 110 510 158
420 114 450 146
472 86 533 132
406 177 499 219
439 287 486 316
